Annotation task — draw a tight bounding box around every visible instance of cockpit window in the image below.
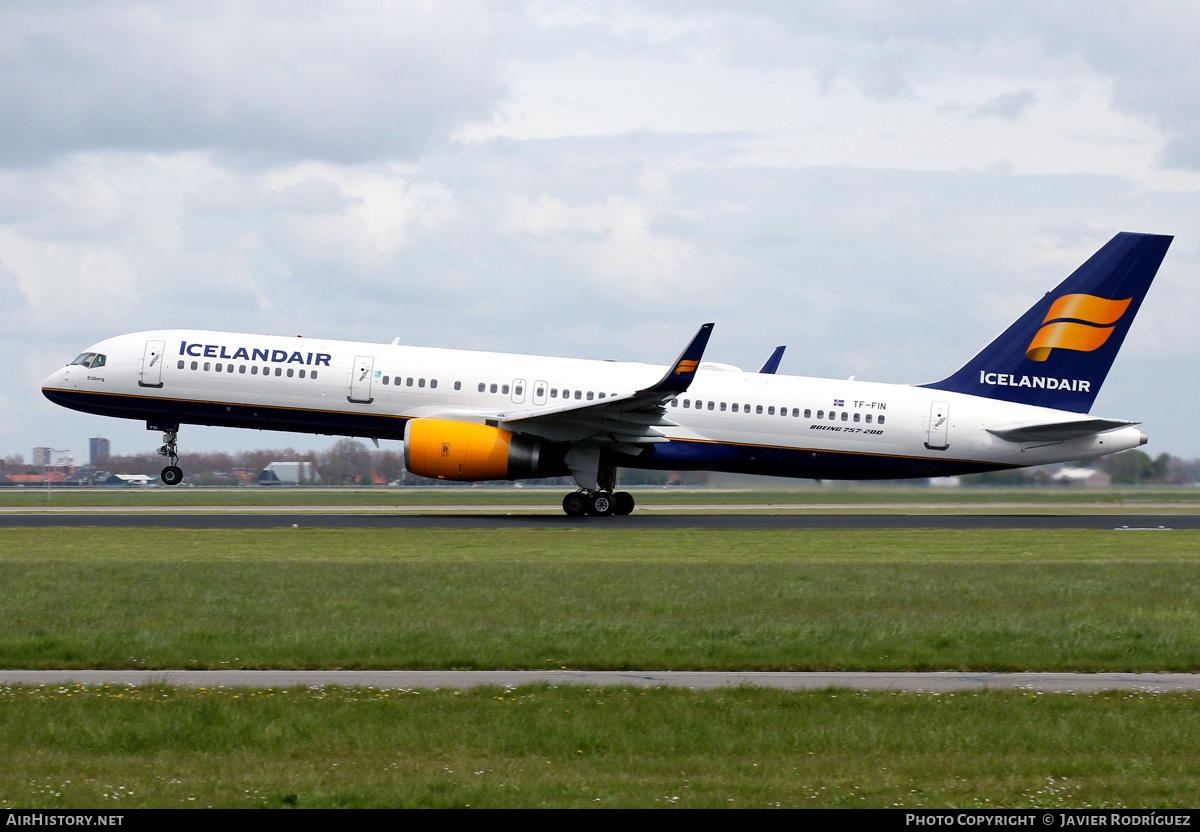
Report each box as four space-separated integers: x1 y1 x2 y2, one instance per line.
70 352 107 369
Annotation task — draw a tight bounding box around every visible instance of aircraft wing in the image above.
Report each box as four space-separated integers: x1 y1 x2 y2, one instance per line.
480 324 714 454
986 418 1139 443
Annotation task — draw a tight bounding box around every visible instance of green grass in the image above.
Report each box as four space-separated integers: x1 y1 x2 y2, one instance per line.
3 528 1200 671
2 684 1198 808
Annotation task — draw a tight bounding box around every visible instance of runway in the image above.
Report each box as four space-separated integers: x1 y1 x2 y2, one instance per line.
0 512 1195 529
2 669 1198 692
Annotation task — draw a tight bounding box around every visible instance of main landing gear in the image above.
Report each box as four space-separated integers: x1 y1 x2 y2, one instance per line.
562 490 635 517
157 429 183 486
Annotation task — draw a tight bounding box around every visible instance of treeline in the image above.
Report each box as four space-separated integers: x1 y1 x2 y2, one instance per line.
95 439 411 485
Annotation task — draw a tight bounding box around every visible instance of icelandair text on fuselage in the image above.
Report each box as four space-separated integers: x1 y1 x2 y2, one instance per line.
979 371 1090 392
907 815 1191 827
179 341 331 367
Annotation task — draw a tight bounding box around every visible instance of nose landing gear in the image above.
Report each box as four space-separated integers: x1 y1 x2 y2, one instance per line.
157 429 183 486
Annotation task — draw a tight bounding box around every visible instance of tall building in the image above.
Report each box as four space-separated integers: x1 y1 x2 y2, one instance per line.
32 447 50 469
89 437 111 466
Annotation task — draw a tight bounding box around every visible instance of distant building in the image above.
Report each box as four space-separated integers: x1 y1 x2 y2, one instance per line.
89 437 111 466
258 461 321 485
33 447 74 473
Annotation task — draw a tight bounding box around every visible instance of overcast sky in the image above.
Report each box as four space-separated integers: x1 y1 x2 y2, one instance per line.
5 0 1200 463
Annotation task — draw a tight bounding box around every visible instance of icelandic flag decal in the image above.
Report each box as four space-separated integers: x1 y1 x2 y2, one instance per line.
833 399 844 407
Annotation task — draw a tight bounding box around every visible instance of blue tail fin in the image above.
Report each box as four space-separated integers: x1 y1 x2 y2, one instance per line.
922 232 1172 413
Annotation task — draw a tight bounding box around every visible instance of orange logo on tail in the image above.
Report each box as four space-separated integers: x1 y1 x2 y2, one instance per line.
673 360 699 375
1025 294 1131 362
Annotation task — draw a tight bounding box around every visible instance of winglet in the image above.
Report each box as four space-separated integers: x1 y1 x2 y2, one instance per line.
759 346 785 374
639 323 714 395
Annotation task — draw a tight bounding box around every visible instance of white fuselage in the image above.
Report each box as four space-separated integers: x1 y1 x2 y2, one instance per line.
42 329 1147 481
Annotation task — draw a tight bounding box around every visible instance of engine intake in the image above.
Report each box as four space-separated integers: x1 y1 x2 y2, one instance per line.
403 418 544 482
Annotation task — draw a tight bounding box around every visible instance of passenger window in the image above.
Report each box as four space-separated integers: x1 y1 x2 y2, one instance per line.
215 364 222 373
878 415 885 425
191 361 199 370
203 362 211 371
287 368 294 378
756 405 763 414
829 411 836 420
683 400 690 408
574 390 581 400
768 406 775 415
299 369 305 378
708 401 714 410
598 392 605 399
275 367 282 377
419 379 426 388
408 377 415 387
311 372 318 380
586 391 593 400
177 360 184 369
853 413 860 422
805 409 811 419
732 403 739 412
865 414 872 423
431 380 437 389
382 376 389 385
501 384 508 394
490 383 497 393
670 399 678 407
817 410 823 418
720 402 726 411
841 411 848 421
239 365 246 374
551 389 558 398
250 365 257 374
455 381 461 390
516 385 524 396
478 383 485 392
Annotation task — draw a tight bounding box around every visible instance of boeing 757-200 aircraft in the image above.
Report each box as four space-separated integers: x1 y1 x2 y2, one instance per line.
43 232 1172 516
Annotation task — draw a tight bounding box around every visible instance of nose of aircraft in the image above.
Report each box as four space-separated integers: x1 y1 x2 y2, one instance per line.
43 365 67 387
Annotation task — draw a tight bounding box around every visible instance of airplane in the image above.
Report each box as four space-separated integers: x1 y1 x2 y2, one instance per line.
42 232 1172 516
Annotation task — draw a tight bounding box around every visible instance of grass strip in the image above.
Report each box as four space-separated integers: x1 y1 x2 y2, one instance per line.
2 529 1200 671
1 684 1197 809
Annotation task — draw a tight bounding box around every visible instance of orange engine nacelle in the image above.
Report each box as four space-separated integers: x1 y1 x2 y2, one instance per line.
403 418 545 482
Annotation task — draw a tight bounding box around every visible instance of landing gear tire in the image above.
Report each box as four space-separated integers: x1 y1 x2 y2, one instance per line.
562 492 588 517
587 491 615 517
156 428 183 486
612 491 635 515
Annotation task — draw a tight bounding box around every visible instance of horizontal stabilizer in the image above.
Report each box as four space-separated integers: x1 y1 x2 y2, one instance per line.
987 418 1138 443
